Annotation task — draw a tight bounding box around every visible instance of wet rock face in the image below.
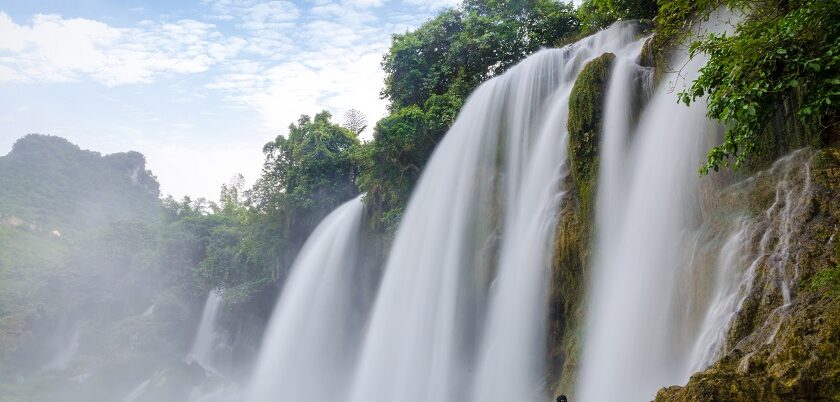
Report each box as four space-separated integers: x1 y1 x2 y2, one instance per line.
546 53 616 397
547 180 589 398
656 148 840 402
656 296 840 402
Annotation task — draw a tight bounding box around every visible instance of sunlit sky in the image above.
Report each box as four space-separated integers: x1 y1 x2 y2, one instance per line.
0 0 456 200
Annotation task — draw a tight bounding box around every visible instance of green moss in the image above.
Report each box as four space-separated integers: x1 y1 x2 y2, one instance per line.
811 264 840 295
546 191 589 398
546 52 617 398
656 297 840 402
567 52 615 217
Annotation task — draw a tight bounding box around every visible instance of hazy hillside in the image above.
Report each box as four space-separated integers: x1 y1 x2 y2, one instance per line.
0 134 160 236
0 135 206 402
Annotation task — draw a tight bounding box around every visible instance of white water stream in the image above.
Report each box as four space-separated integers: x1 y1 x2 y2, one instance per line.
188 290 224 373
247 196 365 402
577 32 721 401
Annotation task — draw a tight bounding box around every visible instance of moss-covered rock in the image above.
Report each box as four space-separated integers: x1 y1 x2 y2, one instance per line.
567 52 615 217
656 147 840 401
639 36 656 69
546 179 590 399
656 295 840 402
546 52 617 399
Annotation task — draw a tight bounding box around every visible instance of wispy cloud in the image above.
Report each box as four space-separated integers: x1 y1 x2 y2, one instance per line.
0 12 244 85
198 0 396 131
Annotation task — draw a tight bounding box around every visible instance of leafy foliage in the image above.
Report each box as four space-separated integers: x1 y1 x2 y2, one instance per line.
356 94 466 229
577 0 657 32
677 0 840 173
196 111 359 299
383 1 580 110
366 0 581 228
343 109 368 135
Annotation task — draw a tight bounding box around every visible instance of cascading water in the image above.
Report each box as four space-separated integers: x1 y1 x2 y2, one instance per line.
142 303 156 317
672 150 814 376
471 26 648 402
596 44 651 240
188 290 224 373
687 217 754 370
242 16 804 402
348 22 645 402
575 11 815 401
246 196 365 402
577 27 723 401
123 379 151 402
43 325 80 371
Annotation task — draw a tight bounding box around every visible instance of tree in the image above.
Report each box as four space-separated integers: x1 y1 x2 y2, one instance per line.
198 111 361 298
577 0 657 32
219 173 246 213
343 109 368 135
363 0 581 228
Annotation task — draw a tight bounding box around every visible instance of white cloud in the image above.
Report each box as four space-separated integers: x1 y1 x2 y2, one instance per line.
0 12 31 51
225 42 387 137
198 0 394 134
341 0 384 9
243 1 300 31
0 12 245 86
404 0 460 11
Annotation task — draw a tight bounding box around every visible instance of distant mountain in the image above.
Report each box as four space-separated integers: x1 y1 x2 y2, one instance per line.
0 134 161 235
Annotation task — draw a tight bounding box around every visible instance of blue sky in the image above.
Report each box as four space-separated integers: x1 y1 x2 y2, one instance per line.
0 0 454 199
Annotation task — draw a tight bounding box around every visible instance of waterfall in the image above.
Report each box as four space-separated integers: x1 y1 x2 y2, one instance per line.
188 291 224 373
348 22 644 402
240 16 802 402
123 379 151 402
142 303 156 317
574 11 815 401
471 26 648 402
696 151 814 370
246 195 365 402
596 47 651 242
43 325 80 371
577 32 721 401
687 218 754 371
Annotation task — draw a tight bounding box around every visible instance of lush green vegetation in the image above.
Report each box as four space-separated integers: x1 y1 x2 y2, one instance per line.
577 0 657 32
568 52 615 216
196 111 360 302
672 0 840 173
0 134 160 234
